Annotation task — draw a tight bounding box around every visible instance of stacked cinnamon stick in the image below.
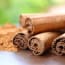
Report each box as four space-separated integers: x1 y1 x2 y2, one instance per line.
13 13 65 56
0 13 65 56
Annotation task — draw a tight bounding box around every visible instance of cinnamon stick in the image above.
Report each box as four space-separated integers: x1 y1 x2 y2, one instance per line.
52 33 65 56
28 32 60 56
13 29 29 50
20 13 65 35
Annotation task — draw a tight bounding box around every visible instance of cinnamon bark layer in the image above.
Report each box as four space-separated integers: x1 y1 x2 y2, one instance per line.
28 32 60 56
20 14 65 35
52 33 65 56
13 29 29 50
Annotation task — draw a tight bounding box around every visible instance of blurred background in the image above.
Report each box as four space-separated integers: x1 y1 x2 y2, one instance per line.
0 0 65 25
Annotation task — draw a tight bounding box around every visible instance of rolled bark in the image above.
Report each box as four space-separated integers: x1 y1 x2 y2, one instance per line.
52 33 65 56
28 32 60 56
20 14 65 35
13 29 29 50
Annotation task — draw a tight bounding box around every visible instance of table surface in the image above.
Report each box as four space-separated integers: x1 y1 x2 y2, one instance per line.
0 50 65 65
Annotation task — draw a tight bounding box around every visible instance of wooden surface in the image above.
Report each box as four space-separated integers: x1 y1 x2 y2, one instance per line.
0 50 65 65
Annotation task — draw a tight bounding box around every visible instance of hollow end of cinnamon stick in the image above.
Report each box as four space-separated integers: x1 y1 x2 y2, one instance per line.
52 33 65 56
13 32 28 50
28 37 45 55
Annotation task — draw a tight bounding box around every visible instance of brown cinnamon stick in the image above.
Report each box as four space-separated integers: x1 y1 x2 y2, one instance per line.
28 32 60 56
20 13 65 35
52 33 65 56
13 29 29 50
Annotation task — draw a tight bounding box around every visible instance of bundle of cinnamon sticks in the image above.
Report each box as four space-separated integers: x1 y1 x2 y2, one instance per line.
0 13 65 56
14 13 65 56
